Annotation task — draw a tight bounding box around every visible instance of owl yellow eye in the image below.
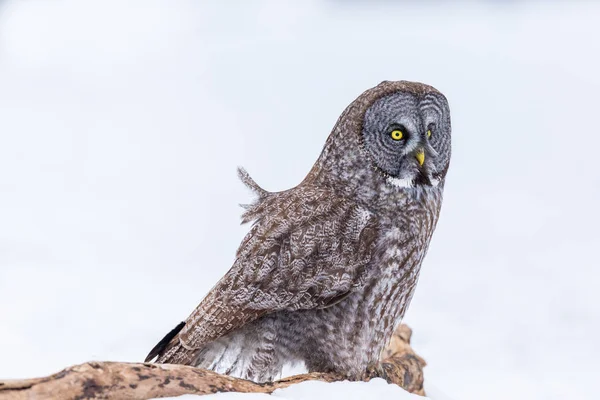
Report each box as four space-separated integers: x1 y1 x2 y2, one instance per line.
427 129 432 138
391 130 404 141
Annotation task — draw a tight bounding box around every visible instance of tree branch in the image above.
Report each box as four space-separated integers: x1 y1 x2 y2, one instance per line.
0 324 426 399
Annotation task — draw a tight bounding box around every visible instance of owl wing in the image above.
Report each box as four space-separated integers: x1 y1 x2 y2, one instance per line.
147 177 379 364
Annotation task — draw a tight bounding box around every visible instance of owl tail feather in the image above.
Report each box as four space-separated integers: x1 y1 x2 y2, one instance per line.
144 321 185 363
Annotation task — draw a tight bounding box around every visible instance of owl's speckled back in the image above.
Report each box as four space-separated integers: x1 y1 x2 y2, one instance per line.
146 80 451 383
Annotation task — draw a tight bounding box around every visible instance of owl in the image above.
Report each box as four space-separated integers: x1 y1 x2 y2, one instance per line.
145 80 451 383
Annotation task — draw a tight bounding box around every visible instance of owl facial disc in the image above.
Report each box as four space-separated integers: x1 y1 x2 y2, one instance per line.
361 89 451 189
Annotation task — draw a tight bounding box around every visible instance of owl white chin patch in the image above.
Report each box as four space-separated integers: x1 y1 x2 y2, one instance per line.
386 176 415 188
386 175 441 188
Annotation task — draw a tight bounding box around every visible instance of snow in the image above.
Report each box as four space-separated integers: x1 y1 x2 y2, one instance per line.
1 1 599 400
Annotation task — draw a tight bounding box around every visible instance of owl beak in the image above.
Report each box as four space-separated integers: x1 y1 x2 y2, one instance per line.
415 149 425 166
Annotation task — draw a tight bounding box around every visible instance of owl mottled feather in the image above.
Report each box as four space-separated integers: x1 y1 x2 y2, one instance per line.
153 174 378 363
146 81 451 382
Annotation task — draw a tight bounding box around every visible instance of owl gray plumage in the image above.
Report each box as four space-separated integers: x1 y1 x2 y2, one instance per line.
146 80 452 382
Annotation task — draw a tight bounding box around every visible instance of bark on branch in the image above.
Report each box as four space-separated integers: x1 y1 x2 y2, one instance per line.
0 324 426 400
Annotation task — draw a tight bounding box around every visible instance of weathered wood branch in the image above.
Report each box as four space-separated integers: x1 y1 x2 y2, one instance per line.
0 324 426 400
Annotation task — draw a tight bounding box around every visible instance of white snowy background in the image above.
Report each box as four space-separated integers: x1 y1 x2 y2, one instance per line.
0 1 599 399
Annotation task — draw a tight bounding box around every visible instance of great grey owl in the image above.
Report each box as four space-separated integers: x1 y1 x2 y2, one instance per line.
146 80 451 383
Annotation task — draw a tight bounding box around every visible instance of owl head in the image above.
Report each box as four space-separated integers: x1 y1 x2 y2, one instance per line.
361 85 451 188
311 81 451 194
